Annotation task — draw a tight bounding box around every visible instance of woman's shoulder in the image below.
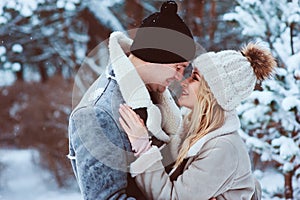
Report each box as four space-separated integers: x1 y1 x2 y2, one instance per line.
206 131 249 154
204 132 252 167
206 132 240 152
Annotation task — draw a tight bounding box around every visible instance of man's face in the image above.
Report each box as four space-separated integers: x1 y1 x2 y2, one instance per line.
146 61 189 93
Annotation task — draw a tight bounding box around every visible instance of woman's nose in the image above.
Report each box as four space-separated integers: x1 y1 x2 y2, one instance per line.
180 79 188 87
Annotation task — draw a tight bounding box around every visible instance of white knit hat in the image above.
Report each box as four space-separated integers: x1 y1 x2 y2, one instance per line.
193 43 276 111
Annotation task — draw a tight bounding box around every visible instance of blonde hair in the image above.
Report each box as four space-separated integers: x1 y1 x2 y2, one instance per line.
174 74 225 167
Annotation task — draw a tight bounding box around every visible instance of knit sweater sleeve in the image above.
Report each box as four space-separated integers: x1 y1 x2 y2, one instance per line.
155 89 185 159
156 89 183 135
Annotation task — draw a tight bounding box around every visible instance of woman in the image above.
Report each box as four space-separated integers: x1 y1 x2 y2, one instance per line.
119 43 276 199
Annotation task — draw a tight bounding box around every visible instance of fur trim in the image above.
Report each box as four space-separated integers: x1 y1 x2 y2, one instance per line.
241 42 276 81
108 31 170 142
109 31 152 109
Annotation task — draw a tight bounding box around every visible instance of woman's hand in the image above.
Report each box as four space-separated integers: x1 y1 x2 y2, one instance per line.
119 104 151 156
119 104 148 139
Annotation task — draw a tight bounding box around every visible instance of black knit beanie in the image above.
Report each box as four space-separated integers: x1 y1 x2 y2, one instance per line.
130 1 195 64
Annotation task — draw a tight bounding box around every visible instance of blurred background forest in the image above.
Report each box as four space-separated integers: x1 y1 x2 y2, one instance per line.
0 0 299 199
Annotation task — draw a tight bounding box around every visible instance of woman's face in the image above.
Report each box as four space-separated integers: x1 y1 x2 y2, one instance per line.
178 68 201 109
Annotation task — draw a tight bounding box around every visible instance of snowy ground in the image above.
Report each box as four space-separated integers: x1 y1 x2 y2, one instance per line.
0 149 291 200
0 149 81 200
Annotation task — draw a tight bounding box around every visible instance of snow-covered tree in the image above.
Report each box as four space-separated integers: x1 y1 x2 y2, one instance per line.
0 0 89 83
224 0 300 199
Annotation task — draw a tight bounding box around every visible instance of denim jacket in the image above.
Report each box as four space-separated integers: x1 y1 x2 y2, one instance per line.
68 71 145 199
68 31 181 199
67 31 151 200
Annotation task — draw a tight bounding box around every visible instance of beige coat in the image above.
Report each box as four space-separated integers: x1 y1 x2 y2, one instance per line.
130 111 256 200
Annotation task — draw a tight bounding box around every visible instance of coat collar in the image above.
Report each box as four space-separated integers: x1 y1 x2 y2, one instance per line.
186 111 240 158
108 31 152 109
107 31 170 142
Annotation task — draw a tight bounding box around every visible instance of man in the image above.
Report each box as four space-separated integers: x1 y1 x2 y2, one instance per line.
68 1 195 199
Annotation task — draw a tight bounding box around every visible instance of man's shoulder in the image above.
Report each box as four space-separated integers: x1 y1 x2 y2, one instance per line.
70 105 112 122
73 78 121 110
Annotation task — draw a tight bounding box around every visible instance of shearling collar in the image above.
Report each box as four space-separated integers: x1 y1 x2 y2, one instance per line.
108 31 170 142
186 111 240 157
108 31 152 109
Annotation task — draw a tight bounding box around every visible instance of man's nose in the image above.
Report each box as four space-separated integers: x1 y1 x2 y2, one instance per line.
174 71 184 81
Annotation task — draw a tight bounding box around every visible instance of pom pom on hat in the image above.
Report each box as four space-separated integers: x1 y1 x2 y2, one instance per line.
160 1 177 15
194 42 277 111
241 42 276 81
